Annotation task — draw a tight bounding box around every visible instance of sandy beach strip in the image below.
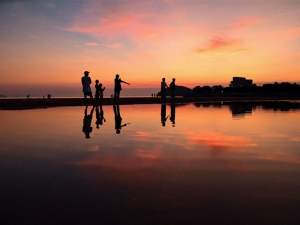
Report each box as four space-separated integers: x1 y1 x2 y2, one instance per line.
1 96 300 110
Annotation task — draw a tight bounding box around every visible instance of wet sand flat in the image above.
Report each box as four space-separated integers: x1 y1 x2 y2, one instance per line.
1 96 300 109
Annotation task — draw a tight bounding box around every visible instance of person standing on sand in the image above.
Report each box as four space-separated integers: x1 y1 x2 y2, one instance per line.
161 78 168 102
114 74 130 103
82 71 95 106
95 80 100 105
170 78 176 99
99 83 105 105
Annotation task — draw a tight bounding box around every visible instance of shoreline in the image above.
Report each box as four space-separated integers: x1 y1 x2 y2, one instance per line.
1 96 300 110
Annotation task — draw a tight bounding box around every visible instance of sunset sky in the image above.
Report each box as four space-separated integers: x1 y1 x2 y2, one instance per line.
1 0 300 97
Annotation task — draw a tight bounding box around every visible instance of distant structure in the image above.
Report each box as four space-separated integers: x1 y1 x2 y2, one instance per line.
231 77 253 88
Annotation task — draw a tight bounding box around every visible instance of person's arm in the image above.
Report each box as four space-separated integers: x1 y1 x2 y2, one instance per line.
121 79 130 85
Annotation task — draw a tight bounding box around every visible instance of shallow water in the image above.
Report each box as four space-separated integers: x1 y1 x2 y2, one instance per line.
1 102 300 224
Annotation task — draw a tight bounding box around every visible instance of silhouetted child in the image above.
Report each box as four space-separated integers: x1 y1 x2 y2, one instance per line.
99 83 105 105
95 80 100 105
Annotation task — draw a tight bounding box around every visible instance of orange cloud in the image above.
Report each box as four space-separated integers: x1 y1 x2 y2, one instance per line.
260 134 287 138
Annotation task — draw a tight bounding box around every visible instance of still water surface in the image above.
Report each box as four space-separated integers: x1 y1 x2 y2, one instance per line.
0 102 300 224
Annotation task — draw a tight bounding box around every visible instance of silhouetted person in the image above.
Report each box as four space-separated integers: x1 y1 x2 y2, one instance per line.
170 78 176 99
81 71 95 106
113 104 130 134
95 105 106 129
99 83 105 105
95 80 100 104
95 80 105 106
82 106 95 138
161 103 169 126
161 78 168 103
170 103 176 127
114 74 130 103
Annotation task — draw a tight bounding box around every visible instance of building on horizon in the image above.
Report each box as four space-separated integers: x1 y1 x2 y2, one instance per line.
231 77 253 88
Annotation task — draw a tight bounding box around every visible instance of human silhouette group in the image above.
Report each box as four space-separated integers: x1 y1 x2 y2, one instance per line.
81 71 130 106
81 71 176 106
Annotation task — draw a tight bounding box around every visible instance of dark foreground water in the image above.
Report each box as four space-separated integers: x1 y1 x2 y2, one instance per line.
0 102 300 225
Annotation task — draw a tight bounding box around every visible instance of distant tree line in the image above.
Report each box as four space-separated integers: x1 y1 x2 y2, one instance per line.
192 82 300 94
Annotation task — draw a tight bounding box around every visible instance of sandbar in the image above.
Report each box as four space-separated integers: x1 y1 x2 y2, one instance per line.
1 95 300 110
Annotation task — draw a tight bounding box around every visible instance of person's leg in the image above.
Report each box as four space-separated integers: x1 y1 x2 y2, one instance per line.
114 90 117 102
84 93 88 105
114 91 120 103
89 92 95 105
161 91 166 102
95 95 99 106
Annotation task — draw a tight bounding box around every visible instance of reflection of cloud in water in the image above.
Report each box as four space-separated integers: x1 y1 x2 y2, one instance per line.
289 137 300 142
87 145 99 152
257 151 300 164
136 149 162 159
71 153 164 171
186 130 256 152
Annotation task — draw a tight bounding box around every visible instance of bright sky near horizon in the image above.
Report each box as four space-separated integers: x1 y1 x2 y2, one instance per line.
0 0 300 96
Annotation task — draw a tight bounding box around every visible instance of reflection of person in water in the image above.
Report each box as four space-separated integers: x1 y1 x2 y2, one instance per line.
170 103 176 127
95 105 106 129
161 104 169 126
82 106 95 138
113 104 130 134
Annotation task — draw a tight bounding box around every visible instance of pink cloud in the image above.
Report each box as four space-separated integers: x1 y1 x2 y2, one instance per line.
62 1 199 48
85 42 99 46
66 12 168 44
195 37 243 53
46 2 56 8
127 51 155 60
102 43 123 49
232 17 262 29
271 27 300 42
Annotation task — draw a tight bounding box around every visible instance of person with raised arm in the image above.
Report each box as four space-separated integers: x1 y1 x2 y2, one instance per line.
114 74 130 103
